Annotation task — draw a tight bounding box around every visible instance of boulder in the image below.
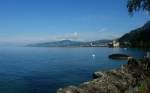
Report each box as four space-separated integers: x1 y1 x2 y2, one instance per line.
93 71 105 79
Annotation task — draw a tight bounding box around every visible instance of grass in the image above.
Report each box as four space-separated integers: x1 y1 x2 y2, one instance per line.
138 81 147 93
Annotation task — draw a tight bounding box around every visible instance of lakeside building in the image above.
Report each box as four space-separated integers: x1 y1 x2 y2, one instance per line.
108 40 120 48
112 40 120 47
90 42 109 47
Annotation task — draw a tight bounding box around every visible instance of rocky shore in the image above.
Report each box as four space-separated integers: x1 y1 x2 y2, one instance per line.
57 58 150 93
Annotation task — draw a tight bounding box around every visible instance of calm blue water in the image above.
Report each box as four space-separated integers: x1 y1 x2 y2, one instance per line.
0 47 145 93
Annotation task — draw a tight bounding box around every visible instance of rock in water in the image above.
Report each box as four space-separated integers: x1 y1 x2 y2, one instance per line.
93 71 105 79
109 54 130 60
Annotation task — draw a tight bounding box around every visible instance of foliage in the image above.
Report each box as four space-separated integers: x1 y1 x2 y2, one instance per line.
138 81 147 93
127 0 150 14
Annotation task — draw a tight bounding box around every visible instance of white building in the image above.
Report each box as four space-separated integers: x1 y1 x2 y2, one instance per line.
113 40 120 47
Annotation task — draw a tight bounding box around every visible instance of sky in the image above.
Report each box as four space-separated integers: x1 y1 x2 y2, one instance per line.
0 0 149 45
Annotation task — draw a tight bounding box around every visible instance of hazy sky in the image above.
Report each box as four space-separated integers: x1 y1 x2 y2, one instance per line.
0 0 149 45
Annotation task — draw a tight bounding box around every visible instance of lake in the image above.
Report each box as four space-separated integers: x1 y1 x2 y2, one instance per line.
0 47 145 93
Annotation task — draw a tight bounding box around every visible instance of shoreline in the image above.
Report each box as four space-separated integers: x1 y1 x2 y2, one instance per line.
57 58 150 93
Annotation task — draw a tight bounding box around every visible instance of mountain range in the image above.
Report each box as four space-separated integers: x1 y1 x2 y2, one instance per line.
119 21 150 48
27 40 112 47
27 21 150 48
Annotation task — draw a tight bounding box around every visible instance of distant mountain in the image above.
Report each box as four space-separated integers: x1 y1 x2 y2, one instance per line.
27 40 112 47
119 21 150 48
